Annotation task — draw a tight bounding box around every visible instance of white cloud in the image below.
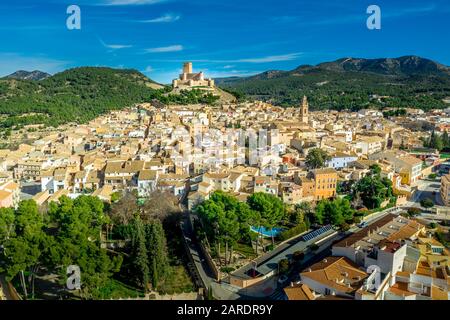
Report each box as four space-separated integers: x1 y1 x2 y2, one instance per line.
146 52 302 63
100 0 167 6
144 66 154 73
99 39 132 50
106 44 133 49
145 45 184 53
141 13 180 23
207 69 262 78
237 53 301 63
0 53 69 77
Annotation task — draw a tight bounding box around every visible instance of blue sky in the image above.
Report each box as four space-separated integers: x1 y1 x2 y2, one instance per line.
0 0 449 83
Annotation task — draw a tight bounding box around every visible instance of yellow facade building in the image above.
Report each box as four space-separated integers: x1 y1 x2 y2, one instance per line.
310 168 338 201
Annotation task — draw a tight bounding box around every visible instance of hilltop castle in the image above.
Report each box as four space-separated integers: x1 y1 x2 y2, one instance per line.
172 62 215 90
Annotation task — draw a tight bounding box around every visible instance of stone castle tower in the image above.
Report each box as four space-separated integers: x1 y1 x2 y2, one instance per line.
183 62 193 74
300 95 309 124
172 62 214 89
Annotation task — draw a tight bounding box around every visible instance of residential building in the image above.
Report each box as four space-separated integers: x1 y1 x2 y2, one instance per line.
0 180 20 209
309 168 338 201
441 174 450 206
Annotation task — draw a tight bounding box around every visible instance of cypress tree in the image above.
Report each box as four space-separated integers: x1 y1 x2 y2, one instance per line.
145 220 169 289
131 217 150 291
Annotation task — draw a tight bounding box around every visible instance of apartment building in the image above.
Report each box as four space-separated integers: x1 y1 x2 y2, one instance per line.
253 176 278 195
441 174 450 206
309 168 338 201
41 167 72 194
370 151 423 186
104 160 145 190
332 214 425 277
354 136 384 156
0 180 20 209
326 152 358 170
385 235 449 300
14 159 44 181
279 182 303 205
298 256 389 300
137 170 159 197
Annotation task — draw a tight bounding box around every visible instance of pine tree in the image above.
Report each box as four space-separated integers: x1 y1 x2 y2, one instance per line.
428 131 444 151
443 131 450 149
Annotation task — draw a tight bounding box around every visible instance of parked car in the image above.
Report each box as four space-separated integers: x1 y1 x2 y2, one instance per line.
358 222 368 228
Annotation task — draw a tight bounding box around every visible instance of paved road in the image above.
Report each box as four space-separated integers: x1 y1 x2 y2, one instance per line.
180 213 214 288
179 210 242 300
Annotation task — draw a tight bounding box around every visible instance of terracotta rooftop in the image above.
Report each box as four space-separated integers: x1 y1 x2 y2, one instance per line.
283 284 315 301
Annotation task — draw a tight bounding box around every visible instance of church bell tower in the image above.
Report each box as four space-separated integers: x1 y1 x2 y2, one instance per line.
300 95 309 124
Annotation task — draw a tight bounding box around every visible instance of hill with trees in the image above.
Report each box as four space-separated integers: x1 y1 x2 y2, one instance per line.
215 56 450 111
0 67 220 129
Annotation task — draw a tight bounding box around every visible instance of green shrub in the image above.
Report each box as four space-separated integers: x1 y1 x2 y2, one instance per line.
279 223 307 241
408 207 422 217
220 267 235 273
340 222 351 232
420 199 434 208
278 259 290 274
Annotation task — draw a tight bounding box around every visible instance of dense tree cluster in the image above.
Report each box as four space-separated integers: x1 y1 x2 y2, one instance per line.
313 198 355 228
423 131 450 151
195 192 287 263
352 165 394 210
383 108 407 118
128 216 169 291
0 197 123 299
108 191 176 291
0 191 178 299
305 148 331 169
218 67 450 111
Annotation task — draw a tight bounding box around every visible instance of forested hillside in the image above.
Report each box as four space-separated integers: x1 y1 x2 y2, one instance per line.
216 56 450 110
0 67 219 129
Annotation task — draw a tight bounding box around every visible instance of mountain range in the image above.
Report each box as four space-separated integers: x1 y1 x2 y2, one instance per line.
4 70 52 81
1 56 449 132
216 56 450 110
